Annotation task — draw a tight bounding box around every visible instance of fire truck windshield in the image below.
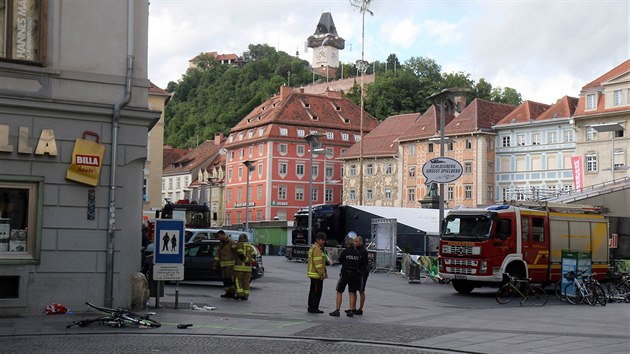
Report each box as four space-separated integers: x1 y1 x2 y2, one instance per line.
442 215 492 240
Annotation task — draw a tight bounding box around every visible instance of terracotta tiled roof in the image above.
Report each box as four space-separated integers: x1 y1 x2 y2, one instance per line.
574 59 630 117
189 51 239 63
494 100 549 127
216 53 238 61
340 113 420 159
447 99 517 133
163 139 224 174
537 96 578 121
397 105 455 142
582 59 630 90
148 81 169 96
228 87 379 145
162 145 189 169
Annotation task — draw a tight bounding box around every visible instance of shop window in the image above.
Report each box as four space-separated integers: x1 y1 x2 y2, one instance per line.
0 177 42 263
0 0 47 64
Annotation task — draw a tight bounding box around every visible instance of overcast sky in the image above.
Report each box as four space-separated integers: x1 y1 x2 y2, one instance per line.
148 0 629 104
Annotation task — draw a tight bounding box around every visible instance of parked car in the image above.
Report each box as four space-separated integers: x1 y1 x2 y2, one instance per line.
185 228 253 243
143 239 264 282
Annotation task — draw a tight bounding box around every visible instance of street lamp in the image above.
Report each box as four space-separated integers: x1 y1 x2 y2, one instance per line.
591 123 625 181
351 0 373 206
356 59 369 205
305 133 325 245
428 88 469 235
242 160 255 232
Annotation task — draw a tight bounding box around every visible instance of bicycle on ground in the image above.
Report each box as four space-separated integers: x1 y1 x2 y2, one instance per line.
66 302 161 328
563 271 606 306
605 272 630 303
495 274 548 307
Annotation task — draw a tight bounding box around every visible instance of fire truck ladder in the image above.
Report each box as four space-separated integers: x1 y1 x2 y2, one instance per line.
506 200 607 214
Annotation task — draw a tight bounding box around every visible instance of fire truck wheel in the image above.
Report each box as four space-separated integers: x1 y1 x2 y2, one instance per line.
452 280 474 294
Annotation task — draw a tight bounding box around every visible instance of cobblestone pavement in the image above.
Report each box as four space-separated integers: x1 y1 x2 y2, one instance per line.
1 256 629 353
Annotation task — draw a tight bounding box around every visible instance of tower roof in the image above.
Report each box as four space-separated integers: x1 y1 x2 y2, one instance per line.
307 12 345 49
313 12 339 36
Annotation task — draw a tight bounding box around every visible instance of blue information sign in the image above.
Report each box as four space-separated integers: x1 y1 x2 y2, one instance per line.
154 219 185 264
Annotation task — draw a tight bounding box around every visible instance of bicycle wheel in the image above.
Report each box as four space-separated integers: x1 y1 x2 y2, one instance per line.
496 284 515 304
582 283 596 306
121 312 161 328
527 285 548 307
564 283 582 305
554 280 565 301
67 316 122 328
592 283 606 306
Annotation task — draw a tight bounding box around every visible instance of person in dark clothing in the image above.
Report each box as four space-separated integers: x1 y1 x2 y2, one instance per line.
329 237 362 317
354 235 369 315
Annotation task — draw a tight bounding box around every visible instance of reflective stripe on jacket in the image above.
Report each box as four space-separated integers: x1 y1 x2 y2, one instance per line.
307 243 327 279
214 238 237 268
234 241 253 272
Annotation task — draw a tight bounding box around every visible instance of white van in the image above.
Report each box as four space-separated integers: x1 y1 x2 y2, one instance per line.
185 228 253 244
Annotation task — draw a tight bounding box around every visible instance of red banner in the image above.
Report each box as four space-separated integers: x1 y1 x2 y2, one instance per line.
571 156 584 191
609 234 618 249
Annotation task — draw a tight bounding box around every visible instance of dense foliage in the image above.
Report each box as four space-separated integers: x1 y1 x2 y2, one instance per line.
163 45 522 148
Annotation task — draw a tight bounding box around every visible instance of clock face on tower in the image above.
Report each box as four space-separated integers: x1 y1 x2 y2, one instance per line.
316 48 327 62
330 50 337 61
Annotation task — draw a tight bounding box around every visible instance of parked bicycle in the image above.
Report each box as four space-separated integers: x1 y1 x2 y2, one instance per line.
563 271 606 306
496 274 548 307
66 302 161 328
606 272 630 303
553 278 566 302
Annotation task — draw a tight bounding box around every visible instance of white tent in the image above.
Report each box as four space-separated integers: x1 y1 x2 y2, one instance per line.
348 205 442 236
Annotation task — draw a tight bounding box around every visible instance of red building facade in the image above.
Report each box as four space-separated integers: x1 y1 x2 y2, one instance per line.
223 86 378 226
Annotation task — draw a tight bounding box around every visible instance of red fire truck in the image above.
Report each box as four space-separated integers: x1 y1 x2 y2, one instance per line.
439 201 609 294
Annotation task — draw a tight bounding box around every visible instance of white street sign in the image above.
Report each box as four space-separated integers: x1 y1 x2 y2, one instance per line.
422 157 463 184
153 264 184 281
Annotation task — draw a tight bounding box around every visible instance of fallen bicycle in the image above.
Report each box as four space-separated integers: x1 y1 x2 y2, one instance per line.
66 302 161 328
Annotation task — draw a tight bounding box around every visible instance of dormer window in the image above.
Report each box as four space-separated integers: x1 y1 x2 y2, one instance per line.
301 99 310 108
353 134 361 142
308 111 319 120
280 127 288 136
297 129 305 137
248 130 254 138
326 132 334 140
341 133 349 141
238 133 244 141
586 94 597 110
258 127 265 136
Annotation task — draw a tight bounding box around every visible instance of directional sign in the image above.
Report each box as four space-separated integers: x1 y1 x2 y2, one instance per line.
422 157 463 184
153 219 185 281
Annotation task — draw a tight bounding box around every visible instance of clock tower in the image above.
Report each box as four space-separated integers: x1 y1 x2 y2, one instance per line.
307 12 345 79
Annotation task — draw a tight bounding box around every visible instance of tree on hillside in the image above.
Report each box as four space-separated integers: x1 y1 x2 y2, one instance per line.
386 53 401 73
163 44 312 148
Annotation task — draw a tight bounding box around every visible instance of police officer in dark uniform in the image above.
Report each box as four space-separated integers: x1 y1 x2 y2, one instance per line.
354 235 369 315
329 237 362 317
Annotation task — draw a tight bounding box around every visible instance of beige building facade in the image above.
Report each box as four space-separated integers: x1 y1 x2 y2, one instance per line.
573 59 630 187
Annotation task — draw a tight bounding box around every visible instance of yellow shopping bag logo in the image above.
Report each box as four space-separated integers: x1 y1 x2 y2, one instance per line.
66 131 106 187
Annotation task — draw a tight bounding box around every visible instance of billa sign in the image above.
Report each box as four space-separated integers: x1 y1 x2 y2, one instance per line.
422 157 463 184
66 131 105 187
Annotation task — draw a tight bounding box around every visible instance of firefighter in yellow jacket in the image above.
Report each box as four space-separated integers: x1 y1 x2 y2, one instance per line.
307 232 328 313
234 233 253 300
214 230 237 298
